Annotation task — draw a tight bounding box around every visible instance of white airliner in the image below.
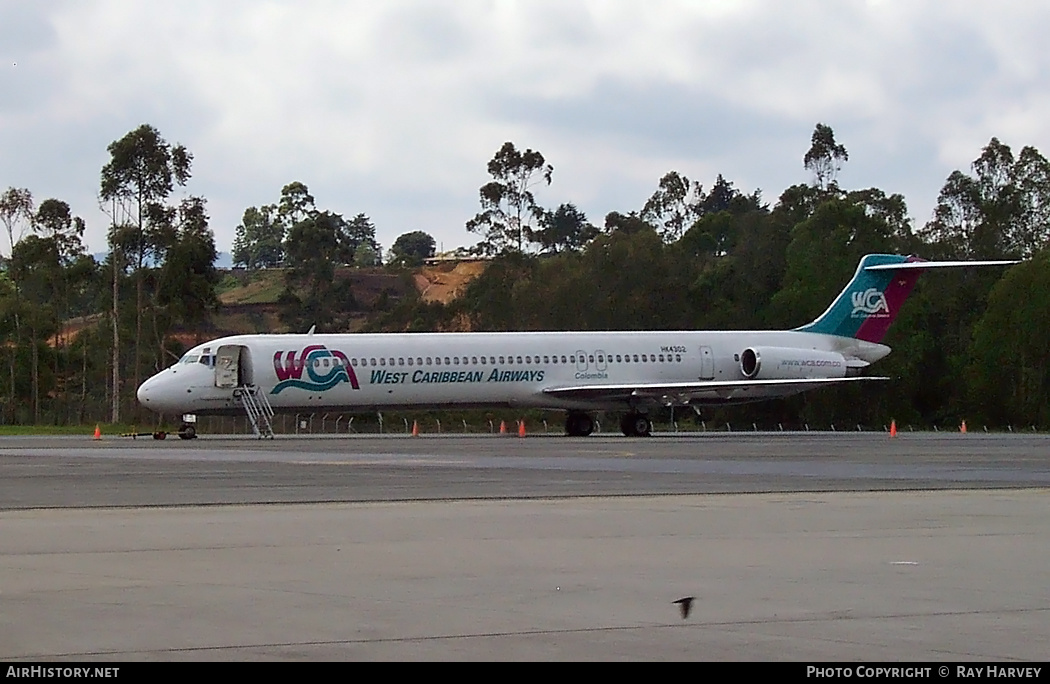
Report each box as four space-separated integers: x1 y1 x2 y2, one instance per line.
136 254 1015 438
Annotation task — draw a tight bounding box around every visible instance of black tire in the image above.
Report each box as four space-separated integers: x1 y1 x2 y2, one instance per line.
566 412 595 437
178 424 197 440
620 413 652 437
632 415 652 437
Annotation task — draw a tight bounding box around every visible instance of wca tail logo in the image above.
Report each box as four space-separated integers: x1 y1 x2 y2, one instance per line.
851 287 890 318
271 345 360 394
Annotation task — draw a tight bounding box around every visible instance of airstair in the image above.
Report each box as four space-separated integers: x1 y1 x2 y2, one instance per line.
236 385 275 439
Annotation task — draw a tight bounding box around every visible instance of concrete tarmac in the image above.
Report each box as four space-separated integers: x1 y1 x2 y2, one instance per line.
1 433 1048 660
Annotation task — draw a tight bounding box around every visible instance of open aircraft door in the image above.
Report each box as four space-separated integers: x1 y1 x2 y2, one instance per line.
215 346 240 388
214 345 255 389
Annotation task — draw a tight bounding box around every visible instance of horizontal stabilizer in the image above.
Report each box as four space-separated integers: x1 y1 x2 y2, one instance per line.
864 260 1019 271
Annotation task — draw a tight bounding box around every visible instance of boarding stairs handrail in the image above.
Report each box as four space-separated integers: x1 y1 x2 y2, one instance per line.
237 385 275 439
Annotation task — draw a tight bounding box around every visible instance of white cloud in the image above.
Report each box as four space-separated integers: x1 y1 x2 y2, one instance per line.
1 0 1050 256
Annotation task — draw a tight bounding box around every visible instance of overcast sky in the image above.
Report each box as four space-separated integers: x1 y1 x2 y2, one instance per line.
2 1 1048 258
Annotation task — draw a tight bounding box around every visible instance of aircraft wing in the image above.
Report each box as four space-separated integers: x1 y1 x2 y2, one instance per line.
541 375 889 404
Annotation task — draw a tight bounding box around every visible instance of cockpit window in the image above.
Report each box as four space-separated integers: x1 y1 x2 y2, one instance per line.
198 355 214 367
182 355 200 365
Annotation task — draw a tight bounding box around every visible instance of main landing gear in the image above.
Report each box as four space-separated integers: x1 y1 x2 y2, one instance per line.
620 412 652 437
564 411 652 437
565 411 595 437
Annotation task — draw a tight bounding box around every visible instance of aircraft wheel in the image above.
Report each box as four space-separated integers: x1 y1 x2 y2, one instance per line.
178 424 197 440
620 413 652 437
632 415 652 437
565 412 594 437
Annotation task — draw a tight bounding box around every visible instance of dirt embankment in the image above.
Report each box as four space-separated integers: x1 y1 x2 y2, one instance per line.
413 261 487 304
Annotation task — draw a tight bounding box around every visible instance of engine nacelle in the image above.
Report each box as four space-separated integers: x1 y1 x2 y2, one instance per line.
739 347 849 380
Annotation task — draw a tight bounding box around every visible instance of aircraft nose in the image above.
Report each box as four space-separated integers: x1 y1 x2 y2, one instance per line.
137 375 155 408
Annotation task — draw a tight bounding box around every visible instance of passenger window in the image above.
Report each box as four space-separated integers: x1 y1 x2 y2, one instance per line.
435 357 442 365
659 354 665 362
633 355 639 362
543 356 549 364
525 356 531 363
417 357 422 366
675 354 681 362
380 358 386 366
444 357 450 365
426 357 432 365
407 358 413 366
516 356 523 364
499 356 505 364
490 357 496 364
588 355 594 363
398 358 404 366
472 356 478 364
561 356 567 364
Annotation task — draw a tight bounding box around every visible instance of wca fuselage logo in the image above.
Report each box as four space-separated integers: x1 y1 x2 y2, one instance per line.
271 345 360 394
851 287 890 318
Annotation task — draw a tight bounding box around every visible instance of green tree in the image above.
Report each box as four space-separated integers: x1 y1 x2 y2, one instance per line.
345 213 380 261
9 235 61 422
969 253 1049 426
390 231 436 266
641 171 702 242
804 123 849 191
466 142 553 253
0 187 34 257
155 197 219 361
33 199 86 263
533 204 598 254
232 205 284 269
924 138 1050 259
99 124 192 414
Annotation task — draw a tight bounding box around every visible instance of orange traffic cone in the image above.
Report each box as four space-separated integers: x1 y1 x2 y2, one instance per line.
960 420 967 434
93 424 101 440
889 420 897 438
412 420 419 436
518 420 526 438
499 420 507 434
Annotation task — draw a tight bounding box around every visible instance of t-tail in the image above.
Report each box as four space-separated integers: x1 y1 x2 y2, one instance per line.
795 254 1018 343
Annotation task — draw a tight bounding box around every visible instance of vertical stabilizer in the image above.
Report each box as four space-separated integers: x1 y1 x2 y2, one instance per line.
795 254 923 343
795 254 1018 343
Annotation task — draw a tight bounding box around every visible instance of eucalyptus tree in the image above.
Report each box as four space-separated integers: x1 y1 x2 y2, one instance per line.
99 124 192 415
924 138 1050 259
804 123 849 191
0 187 34 409
0 187 34 257
466 142 553 253
641 171 703 242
